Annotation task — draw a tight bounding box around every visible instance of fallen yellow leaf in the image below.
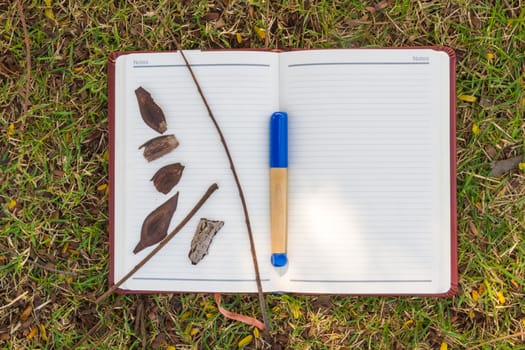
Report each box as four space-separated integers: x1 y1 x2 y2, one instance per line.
459 94 477 103
39 324 47 341
7 199 17 210
45 8 54 20
291 304 301 319
254 26 266 40
497 291 505 304
190 328 199 337
8 123 14 136
97 184 108 191
238 334 253 348
472 290 479 302
486 52 495 60
21 304 32 320
253 327 260 339
44 0 54 20
236 33 242 44
201 301 216 311
472 124 481 136
166 346 176 350
440 341 448 350
403 319 414 328
180 311 191 320
26 327 38 340
183 323 191 336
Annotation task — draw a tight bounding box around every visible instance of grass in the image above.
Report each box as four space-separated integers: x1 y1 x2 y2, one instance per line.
1 0 524 348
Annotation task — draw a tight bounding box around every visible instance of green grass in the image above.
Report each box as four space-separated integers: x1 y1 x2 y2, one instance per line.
1 0 524 349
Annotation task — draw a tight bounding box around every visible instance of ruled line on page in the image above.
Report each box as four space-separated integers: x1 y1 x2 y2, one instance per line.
133 63 271 68
133 277 271 282
288 62 430 67
289 279 432 283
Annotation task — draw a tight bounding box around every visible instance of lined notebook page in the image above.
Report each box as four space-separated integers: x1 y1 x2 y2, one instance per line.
279 49 451 294
113 51 280 292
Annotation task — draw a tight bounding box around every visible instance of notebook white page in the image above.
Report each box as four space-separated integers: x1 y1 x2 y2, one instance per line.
279 49 451 294
113 51 281 292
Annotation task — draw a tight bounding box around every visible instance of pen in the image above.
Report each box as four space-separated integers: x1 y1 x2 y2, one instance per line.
270 112 288 267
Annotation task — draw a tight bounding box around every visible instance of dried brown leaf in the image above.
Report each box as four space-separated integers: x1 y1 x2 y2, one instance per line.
188 218 224 265
374 0 394 11
151 333 166 349
135 86 167 134
203 12 220 21
469 221 479 236
150 163 185 194
53 169 65 178
469 9 482 29
139 134 179 162
134 193 179 254
485 145 497 159
490 155 523 177
214 18 226 29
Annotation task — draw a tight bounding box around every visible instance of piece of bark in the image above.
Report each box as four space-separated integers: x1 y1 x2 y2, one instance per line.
490 155 523 177
134 193 179 254
150 163 185 194
188 218 224 265
135 86 167 134
139 134 179 162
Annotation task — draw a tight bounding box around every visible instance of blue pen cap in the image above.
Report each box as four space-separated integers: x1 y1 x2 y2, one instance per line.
270 112 288 167
271 253 288 267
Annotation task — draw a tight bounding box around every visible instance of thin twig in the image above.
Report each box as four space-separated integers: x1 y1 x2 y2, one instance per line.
156 13 270 333
15 0 31 117
32 260 78 277
0 291 28 310
95 183 219 304
177 44 270 334
466 331 525 350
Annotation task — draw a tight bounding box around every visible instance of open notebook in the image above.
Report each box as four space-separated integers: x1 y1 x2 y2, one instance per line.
109 48 457 296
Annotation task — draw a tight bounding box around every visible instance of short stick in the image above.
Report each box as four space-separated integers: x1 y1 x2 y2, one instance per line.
95 183 219 304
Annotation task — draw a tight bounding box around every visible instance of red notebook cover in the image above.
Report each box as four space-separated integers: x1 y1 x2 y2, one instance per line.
107 47 457 296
